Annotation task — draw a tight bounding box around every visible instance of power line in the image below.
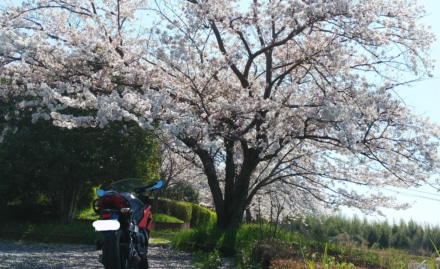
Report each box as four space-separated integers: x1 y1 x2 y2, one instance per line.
380 186 440 203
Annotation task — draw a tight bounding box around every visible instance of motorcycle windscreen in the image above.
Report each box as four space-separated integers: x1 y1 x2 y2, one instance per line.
93 220 120 231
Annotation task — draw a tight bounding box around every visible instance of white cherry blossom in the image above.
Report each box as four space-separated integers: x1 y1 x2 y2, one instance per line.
1 0 439 228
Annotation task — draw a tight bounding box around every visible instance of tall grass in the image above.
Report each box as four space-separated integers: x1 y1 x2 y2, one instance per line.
171 222 440 269
301 243 355 269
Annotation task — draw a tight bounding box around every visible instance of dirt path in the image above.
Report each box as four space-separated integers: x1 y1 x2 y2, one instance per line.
0 239 235 268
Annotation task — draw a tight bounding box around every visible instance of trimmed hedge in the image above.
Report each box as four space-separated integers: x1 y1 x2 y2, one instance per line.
191 204 216 227
156 197 216 227
158 198 192 223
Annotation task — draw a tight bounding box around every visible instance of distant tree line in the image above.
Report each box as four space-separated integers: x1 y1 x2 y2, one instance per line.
287 215 440 256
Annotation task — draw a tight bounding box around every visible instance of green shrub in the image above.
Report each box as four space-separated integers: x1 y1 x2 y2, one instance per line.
157 198 192 223
191 204 217 228
153 213 184 223
157 198 216 227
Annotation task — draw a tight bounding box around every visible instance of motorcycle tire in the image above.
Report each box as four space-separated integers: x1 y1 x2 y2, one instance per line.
139 253 149 269
137 229 149 269
102 230 127 269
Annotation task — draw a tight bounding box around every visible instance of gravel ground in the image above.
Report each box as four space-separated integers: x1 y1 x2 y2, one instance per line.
0 239 236 269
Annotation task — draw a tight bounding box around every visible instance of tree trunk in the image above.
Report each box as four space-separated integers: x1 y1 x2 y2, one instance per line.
217 205 246 229
188 135 261 230
201 145 260 229
59 183 81 224
217 173 254 229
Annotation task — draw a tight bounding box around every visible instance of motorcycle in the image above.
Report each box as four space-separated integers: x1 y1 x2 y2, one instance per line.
92 178 163 269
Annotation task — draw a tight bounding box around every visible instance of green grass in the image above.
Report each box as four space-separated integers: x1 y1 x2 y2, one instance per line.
0 219 100 244
149 229 180 244
0 216 180 245
1 219 439 269
169 223 440 269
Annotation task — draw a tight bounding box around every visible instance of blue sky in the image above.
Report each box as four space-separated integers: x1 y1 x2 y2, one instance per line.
387 0 440 226
343 0 440 226
397 0 440 121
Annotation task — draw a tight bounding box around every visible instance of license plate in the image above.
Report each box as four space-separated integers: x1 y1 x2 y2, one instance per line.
93 220 120 231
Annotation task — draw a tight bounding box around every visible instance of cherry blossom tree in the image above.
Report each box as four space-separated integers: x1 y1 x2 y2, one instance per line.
1 0 439 229
157 136 205 202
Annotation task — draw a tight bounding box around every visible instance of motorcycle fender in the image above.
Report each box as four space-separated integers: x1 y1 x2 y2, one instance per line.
93 219 120 231
138 206 152 229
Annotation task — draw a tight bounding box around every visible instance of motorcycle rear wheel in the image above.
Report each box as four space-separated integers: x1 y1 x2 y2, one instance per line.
102 230 127 269
139 254 148 269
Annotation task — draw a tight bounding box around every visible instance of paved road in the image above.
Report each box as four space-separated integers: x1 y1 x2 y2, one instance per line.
0 239 235 268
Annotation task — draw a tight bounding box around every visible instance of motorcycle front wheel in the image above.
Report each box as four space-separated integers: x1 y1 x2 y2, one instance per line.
102 230 128 269
137 228 149 269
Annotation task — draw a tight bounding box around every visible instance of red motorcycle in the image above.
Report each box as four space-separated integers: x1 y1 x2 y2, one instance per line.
92 178 163 269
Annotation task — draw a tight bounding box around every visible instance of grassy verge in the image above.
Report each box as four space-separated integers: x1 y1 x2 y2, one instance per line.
2 219 438 269
170 223 439 269
0 218 178 245
150 229 179 244
0 219 100 244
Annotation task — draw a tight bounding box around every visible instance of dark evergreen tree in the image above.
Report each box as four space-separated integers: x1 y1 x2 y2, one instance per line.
0 114 160 223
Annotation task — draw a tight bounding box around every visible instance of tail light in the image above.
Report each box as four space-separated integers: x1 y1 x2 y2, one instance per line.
96 195 130 212
101 212 112 219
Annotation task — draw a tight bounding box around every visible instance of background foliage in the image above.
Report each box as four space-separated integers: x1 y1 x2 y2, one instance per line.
0 111 161 223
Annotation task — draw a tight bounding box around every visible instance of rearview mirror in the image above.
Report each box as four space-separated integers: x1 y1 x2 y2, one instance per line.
96 189 105 197
153 180 163 190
